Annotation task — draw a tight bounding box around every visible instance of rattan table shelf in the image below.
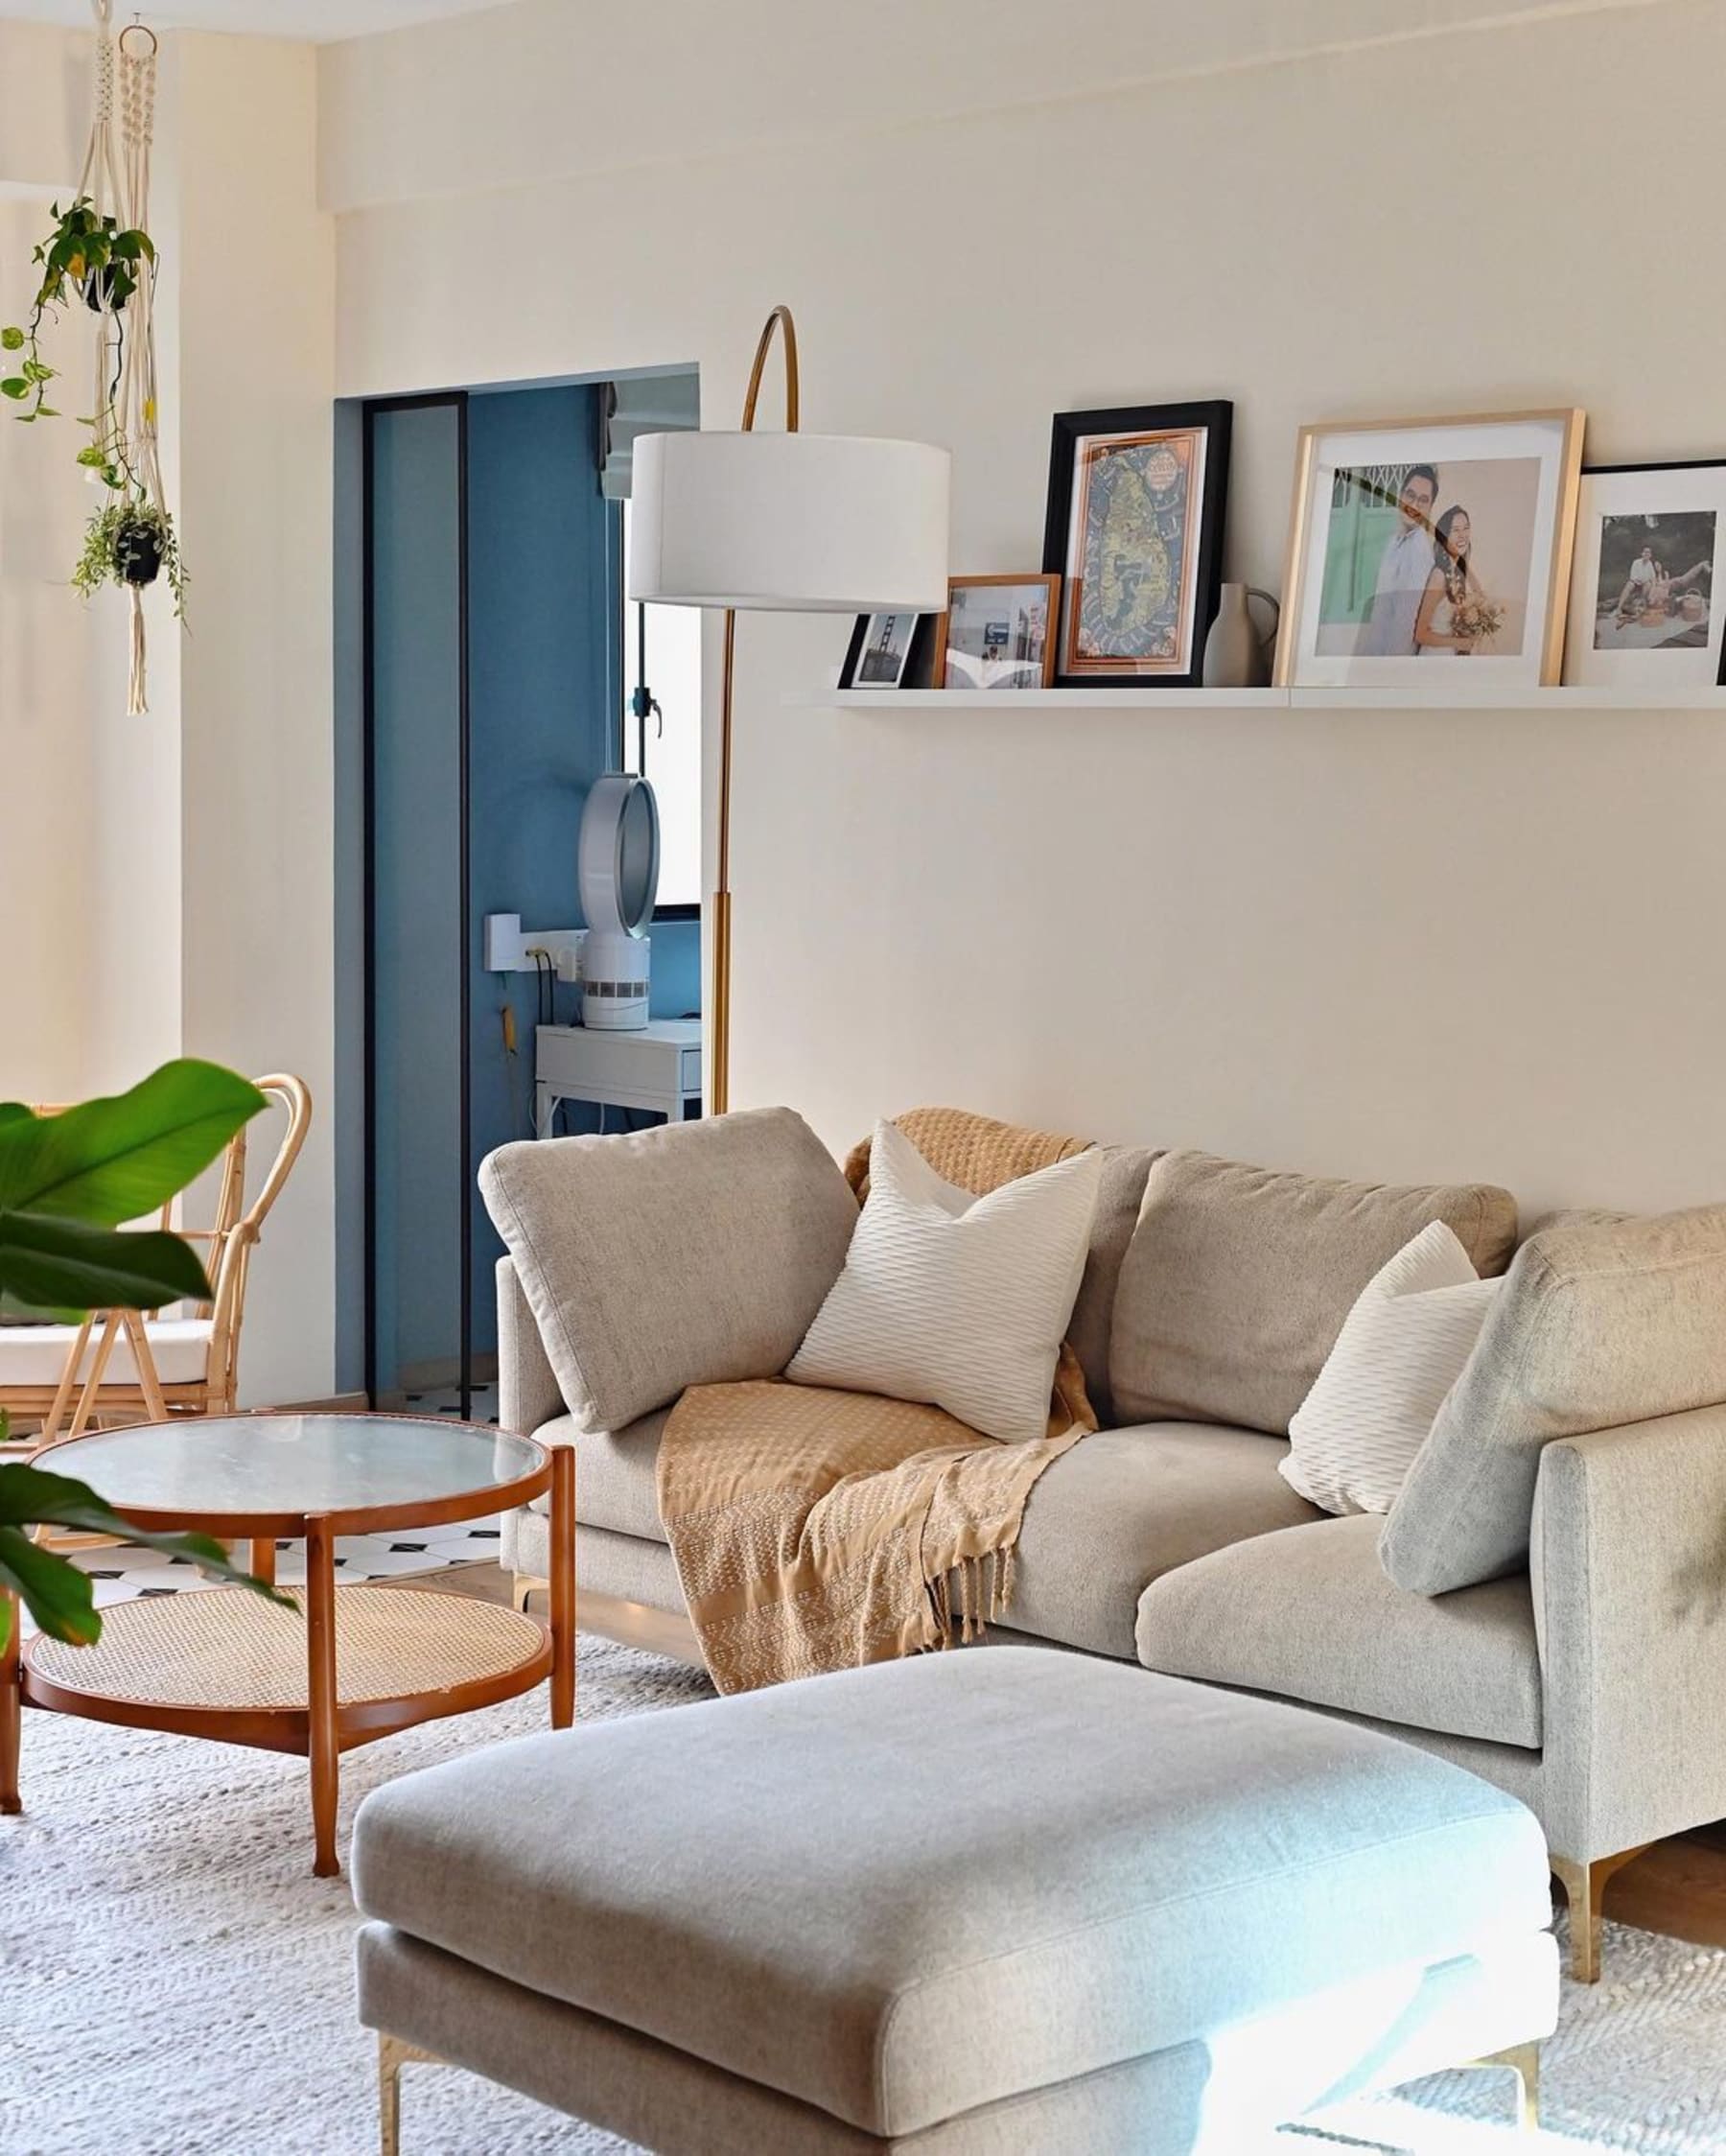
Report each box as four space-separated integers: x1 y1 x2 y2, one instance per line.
0 1413 575 1877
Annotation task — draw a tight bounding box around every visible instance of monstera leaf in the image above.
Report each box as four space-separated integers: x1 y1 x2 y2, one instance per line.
0 1062 292 1649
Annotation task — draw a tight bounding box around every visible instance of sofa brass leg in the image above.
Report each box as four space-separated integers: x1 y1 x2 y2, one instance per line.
1551 1846 1647 1983
378 2032 441 2155
510 1572 548 1614
1474 2041 1541 2132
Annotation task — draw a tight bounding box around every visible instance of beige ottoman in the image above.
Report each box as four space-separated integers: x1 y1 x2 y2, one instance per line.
353 1649 1556 2153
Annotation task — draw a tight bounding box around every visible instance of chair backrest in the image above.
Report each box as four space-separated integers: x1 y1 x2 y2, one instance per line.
23 1073 312 1408
202 1075 313 1406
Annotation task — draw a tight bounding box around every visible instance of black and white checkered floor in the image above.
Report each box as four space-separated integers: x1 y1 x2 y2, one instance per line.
67 1383 504 1613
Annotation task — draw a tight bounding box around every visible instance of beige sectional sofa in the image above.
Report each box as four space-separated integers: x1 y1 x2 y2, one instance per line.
487 1110 1726 1982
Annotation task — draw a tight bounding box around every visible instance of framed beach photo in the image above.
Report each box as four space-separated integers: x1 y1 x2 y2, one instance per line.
1041 402 1231 688
839 609 929 691
1563 460 1726 690
934 574 1060 691
1275 410 1585 690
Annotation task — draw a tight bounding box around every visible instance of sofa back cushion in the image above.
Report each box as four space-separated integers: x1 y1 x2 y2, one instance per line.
1067 1144 1159 1425
1108 1149 1518 1437
478 1107 859 1434
1382 1203 1726 1595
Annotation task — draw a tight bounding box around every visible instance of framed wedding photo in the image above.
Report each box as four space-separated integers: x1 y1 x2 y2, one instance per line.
1275 409 1585 690
839 609 929 691
934 574 1060 691
1563 460 1726 690
1041 401 1232 688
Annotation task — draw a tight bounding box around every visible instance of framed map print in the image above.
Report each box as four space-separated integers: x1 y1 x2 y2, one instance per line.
1041 401 1232 688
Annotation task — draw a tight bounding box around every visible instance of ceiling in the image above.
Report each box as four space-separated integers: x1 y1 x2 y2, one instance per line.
0 0 522 39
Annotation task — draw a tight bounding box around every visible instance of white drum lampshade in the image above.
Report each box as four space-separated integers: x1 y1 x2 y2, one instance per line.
629 430 950 613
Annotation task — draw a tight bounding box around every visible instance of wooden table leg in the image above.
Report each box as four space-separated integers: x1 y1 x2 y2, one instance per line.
549 1443 575 1729
249 1536 277 1588
306 1515 340 1877
1 1588 21 1816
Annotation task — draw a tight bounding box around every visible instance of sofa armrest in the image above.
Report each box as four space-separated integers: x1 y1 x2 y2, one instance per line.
496 1254 565 1436
1532 1402 1726 1859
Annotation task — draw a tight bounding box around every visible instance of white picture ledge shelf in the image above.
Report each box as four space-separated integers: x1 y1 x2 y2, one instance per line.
786 685 1726 713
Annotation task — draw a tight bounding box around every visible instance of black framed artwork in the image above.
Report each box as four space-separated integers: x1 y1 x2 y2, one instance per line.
838 608 934 690
1040 401 1232 688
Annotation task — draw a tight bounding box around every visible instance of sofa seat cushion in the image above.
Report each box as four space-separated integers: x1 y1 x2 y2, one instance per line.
526 1411 668 1543
1135 1513 1542 1748
351 1648 1552 2140
1109 1149 1518 1437
1012 1423 1322 1659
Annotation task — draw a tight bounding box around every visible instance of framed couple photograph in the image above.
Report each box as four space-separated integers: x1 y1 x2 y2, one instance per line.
838 609 933 691
1041 401 1232 688
1563 459 1726 689
1275 409 1586 689
933 574 1060 691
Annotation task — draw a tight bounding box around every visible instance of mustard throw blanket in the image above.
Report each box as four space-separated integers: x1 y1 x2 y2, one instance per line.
657 1108 1098 1694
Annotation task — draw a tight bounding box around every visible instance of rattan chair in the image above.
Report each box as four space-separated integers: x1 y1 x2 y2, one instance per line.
0 1073 312 1451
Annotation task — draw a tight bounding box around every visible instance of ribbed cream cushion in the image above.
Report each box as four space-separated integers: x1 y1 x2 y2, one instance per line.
787 1120 1102 1444
1280 1224 1500 1516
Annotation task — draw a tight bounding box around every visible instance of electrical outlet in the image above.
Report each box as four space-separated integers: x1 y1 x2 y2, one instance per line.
483 913 587 975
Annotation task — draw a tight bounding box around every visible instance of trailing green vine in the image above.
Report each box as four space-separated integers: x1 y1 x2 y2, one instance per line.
1 198 154 457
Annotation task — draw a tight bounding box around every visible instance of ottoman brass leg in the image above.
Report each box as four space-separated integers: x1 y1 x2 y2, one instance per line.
1461 2042 1540 2131
379 2033 442 2156
1551 1846 1647 1983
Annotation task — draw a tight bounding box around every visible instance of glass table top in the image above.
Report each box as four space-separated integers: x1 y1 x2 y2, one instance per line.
39 1415 545 1522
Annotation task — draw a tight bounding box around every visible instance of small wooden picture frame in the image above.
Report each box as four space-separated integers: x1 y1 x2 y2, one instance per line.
933 574 1061 691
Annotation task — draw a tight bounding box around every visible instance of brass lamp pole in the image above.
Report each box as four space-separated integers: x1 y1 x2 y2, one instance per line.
711 306 801 1117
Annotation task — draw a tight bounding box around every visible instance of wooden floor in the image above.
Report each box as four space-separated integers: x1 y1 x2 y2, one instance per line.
401 1561 1726 1953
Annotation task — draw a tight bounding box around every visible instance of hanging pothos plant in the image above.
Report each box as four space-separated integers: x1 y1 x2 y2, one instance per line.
1 196 185 618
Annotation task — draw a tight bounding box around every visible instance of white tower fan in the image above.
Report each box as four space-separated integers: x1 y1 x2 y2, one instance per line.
577 770 660 1029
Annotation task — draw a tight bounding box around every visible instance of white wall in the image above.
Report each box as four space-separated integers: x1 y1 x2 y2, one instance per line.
171 35 336 1405
0 24 335 1402
319 0 1726 1221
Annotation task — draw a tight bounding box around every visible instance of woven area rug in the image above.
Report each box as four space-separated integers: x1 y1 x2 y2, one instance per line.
5 1634 1724 2155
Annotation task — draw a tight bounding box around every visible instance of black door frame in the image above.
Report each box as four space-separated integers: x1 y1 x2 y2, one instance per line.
362 390 474 1418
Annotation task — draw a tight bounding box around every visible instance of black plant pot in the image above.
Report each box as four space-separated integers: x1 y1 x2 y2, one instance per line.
114 520 163 587
81 265 131 315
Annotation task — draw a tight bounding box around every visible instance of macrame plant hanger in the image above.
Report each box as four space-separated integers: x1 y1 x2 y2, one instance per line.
82 1 167 714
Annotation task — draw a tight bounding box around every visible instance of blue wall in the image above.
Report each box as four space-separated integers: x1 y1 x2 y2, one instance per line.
346 381 702 1394
464 386 699 1353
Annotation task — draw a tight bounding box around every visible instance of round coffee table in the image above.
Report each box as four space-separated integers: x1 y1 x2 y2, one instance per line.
0 1413 573 1877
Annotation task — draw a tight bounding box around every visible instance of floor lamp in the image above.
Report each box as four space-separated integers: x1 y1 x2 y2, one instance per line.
628 307 950 1113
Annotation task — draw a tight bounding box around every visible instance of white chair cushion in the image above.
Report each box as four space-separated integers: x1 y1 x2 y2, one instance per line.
786 1120 1101 1444
0 1316 213 1389
1280 1223 1499 1515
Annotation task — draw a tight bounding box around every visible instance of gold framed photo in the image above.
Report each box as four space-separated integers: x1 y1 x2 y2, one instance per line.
1275 409 1585 689
934 574 1060 691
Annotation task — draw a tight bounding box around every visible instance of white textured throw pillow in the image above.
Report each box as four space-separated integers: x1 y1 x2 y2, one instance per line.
1280 1221 1500 1516
786 1120 1102 1444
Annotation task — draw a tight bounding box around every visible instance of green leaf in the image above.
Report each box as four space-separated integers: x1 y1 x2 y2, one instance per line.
0 379 28 401
0 1464 296 1645
0 1465 292 1629
0 327 22 351
76 445 106 468
0 1061 265 1225
0 1214 213 1314
0 1523 99 1645
33 408 59 420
